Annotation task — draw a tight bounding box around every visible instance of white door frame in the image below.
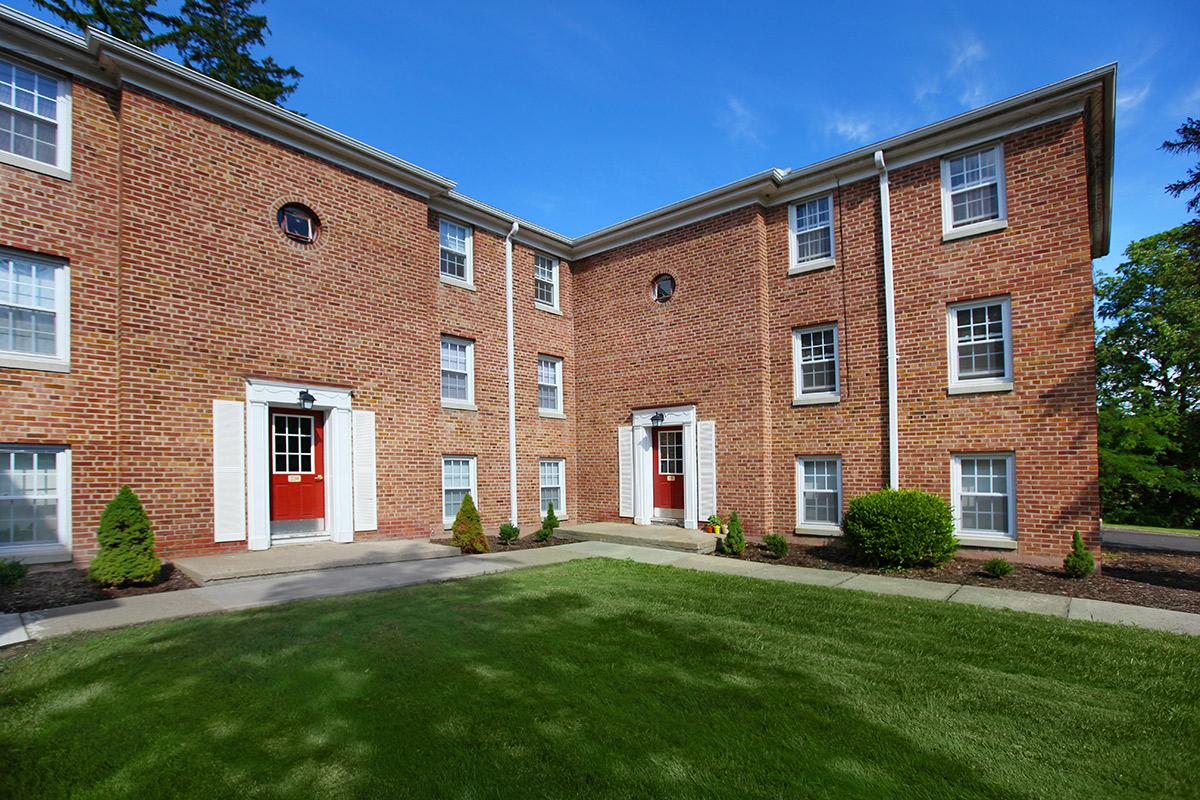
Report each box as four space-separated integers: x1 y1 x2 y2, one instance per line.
630 405 697 530
246 378 354 550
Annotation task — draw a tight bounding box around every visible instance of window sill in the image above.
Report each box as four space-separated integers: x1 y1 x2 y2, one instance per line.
538 409 566 419
792 393 840 407
0 543 72 564
439 276 476 291
794 525 841 537
948 380 1012 395
788 256 836 275
956 534 1018 550
0 353 70 373
0 151 71 181
441 400 478 412
535 302 562 316
942 218 1007 242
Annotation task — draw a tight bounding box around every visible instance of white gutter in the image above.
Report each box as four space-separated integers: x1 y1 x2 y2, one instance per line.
874 151 900 489
504 221 520 524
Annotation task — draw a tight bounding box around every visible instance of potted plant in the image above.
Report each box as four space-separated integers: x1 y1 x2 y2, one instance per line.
707 514 723 535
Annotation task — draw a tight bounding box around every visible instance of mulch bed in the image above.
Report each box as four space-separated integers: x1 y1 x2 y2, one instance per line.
715 540 1200 614
431 534 567 553
0 563 197 615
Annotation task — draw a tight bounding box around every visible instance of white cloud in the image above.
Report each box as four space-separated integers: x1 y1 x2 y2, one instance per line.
1117 83 1151 113
916 33 991 109
718 96 763 146
828 114 875 145
948 37 986 75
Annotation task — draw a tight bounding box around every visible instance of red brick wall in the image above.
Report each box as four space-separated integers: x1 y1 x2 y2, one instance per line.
575 114 1098 556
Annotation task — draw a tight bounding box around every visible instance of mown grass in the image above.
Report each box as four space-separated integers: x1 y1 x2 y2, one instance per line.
1105 522 1200 536
1 559 1197 799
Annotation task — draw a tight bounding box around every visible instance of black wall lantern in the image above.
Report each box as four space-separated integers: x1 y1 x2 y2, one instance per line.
298 389 315 410
649 412 665 425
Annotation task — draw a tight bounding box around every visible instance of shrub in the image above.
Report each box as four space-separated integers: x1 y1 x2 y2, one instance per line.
722 511 746 557
762 534 788 559
89 486 162 587
842 489 957 569
450 493 489 554
983 558 1013 578
1063 530 1095 579
535 503 560 542
0 558 28 588
498 523 520 545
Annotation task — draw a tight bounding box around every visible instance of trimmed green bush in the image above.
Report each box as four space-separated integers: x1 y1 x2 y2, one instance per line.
0 558 28 588
89 486 161 587
722 511 746 557
762 534 788 559
498 523 520 545
983 558 1013 578
535 503 560 542
842 489 957 569
1063 530 1095 579
451 493 489 554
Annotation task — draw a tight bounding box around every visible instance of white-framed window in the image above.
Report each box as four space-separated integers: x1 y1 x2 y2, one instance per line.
0 249 70 372
534 253 559 311
438 218 473 287
657 429 683 475
440 335 475 409
947 297 1012 393
941 143 1006 238
441 455 477 526
788 194 835 273
792 324 839 404
0 57 72 179
0 445 71 557
796 456 841 529
952 453 1016 540
539 458 566 517
537 355 563 415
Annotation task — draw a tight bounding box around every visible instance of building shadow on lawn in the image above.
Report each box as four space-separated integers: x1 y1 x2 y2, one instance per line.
0 560 1185 799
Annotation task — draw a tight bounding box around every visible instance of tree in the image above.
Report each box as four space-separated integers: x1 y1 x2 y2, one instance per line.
1095 226 1200 526
450 493 488 554
89 486 162 586
722 511 745 557
1163 117 1200 222
535 503 559 542
171 0 301 106
31 0 178 49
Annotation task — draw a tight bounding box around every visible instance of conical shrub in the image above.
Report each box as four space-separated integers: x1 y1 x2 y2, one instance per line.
536 502 560 541
1063 530 1095 578
451 492 488 554
89 486 161 586
723 510 746 556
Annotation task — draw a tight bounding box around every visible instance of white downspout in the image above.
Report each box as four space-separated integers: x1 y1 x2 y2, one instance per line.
874 151 900 489
504 221 520 524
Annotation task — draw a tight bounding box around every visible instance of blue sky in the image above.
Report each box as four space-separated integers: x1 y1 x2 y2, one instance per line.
9 0 1197 271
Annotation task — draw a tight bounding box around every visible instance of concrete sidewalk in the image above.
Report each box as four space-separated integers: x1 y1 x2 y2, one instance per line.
5 542 1199 647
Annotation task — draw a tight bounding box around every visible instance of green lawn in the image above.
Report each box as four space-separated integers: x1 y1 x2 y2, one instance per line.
1104 522 1200 536
1 560 1197 799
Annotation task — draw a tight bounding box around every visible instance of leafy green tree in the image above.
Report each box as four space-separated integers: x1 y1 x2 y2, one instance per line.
89 486 161 586
1163 117 1200 222
1095 226 1200 526
171 0 301 106
32 0 178 49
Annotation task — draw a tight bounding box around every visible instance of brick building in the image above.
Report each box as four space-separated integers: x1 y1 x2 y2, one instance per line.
0 8 1114 563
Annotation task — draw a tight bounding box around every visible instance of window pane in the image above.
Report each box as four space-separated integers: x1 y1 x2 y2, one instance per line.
0 448 60 545
958 457 1011 534
534 253 557 306
793 196 833 263
801 459 840 524
540 487 561 514
955 304 1006 379
797 328 836 393
442 371 467 400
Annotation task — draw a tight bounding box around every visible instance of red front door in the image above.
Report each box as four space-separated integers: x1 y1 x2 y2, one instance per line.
269 409 326 536
652 427 685 519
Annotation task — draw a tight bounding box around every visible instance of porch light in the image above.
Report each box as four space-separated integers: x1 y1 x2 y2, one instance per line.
650 412 665 425
298 390 315 410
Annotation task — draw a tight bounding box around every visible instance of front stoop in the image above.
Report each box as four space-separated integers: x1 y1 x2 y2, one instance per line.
174 540 459 585
556 522 718 553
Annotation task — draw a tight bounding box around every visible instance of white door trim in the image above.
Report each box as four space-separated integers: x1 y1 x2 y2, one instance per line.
246 379 354 550
630 405 698 530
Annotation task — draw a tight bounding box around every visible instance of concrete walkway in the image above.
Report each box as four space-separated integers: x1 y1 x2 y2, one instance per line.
1101 526 1200 554
174 539 459 585
557 521 718 553
4 542 1199 648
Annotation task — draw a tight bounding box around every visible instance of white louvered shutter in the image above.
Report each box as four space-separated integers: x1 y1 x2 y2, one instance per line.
618 426 634 518
212 400 246 541
697 421 717 519
353 410 378 531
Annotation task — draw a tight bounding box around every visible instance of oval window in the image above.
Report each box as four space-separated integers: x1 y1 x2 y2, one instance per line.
651 274 675 303
277 203 320 244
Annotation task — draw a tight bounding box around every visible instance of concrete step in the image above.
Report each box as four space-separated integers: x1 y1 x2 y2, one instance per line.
174 540 459 585
556 521 718 553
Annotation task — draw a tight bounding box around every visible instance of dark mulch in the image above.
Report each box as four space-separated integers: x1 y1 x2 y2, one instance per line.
431 534 567 553
0 563 197 615
716 540 1200 614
